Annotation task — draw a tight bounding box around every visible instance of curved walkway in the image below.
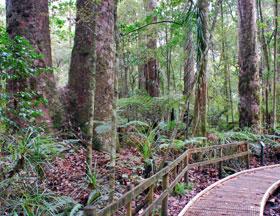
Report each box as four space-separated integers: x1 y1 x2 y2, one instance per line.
179 164 280 216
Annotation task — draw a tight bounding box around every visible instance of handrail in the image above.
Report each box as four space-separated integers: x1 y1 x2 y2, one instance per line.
260 178 280 216
84 141 249 216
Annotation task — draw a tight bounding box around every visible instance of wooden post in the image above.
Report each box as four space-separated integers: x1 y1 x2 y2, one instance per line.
184 154 189 184
147 184 155 216
126 185 132 216
260 141 265 166
126 201 132 216
162 173 169 216
176 163 180 176
219 147 223 179
246 142 250 169
173 165 177 178
84 207 97 216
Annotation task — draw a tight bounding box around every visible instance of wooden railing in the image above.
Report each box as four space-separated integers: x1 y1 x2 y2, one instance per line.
84 142 250 216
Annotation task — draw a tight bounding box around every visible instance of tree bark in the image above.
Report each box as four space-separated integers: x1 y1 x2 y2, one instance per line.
93 0 116 152
165 26 171 95
138 32 146 90
118 40 128 98
68 0 96 139
220 2 230 126
143 0 159 97
257 0 271 129
237 0 260 131
6 0 63 128
183 31 195 138
192 0 209 136
123 49 129 98
272 0 278 130
109 0 118 201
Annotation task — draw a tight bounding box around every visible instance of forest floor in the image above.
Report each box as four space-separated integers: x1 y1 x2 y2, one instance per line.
265 188 280 216
45 145 280 216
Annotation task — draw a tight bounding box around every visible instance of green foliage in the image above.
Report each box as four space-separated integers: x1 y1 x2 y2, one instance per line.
86 171 97 189
174 183 186 196
1 127 66 178
86 190 101 205
94 121 112 135
159 136 207 151
86 160 98 189
69 203 83 216
159 138 185 151
0 178 76 215
185 182 193 191
138 127 158 161
215 129 280 146
118 93 184 125
159 120 185 132
49 0 74 87
0 27 47 129
49 0 75 42
173 182 193 196
0 129 75 215
173 183 186 196
0 3 5 27
120 120 150 132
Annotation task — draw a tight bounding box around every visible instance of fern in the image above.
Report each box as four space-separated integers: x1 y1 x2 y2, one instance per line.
120 120 149 130
0 179 76 215
216 129 280 147
174 183 187 196
69 204 83 216
117 93 185 125
94 122 112 135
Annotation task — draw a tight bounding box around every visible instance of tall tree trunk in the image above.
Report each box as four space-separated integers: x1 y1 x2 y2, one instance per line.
93 0 116 153
6 0 63 128
228 63 235 124
68 0 96 141
238 0 260 131
123 51 129 97
118 39 129 98
68 0 96 178
183 31 195 138
257 0 271 129
110 0 118 201
220 2 230 126
165 26 171 95
272 0 279 130
143 0 159 97
138 32 146 90
192 0 209 136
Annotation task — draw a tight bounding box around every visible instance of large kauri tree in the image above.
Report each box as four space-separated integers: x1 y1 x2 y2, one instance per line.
6 0 63 127
237 0 260 130
68 0 96 177
68 0 96 139
93 0 116 153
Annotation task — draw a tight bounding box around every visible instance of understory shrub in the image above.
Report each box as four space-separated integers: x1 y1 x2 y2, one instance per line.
0 128 78 215
0 27 46 130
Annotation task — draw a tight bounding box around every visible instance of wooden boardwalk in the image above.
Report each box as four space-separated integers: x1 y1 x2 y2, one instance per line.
179 164 280 216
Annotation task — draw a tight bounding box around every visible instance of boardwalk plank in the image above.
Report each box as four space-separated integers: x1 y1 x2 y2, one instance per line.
179 165 280 216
